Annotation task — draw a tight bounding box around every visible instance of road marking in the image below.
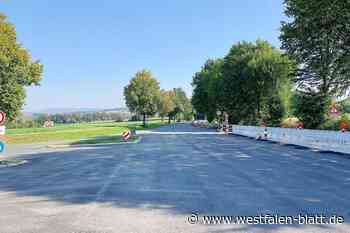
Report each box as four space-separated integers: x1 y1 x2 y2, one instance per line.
72 157 129 226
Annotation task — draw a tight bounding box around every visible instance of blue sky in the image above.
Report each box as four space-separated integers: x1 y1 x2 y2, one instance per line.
1 0 285 112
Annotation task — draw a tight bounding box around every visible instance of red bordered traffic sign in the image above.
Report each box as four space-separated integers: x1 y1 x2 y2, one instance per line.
330 106 338 114
0 111 5 125
122 130 131 141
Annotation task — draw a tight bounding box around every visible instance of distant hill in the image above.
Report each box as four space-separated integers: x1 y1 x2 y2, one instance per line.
27 107 129 115
102 108 129 113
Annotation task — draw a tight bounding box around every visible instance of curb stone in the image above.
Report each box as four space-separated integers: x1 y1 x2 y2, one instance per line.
47 136 142 148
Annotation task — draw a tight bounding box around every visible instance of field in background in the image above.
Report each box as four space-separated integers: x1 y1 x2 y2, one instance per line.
5 119 167 144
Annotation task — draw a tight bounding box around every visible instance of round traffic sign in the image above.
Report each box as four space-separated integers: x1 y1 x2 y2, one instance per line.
0 141 5 153
0 111 5 125
122 130 131 141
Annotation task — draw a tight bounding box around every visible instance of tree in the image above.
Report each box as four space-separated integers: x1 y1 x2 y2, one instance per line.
247 40 294 121
220 42 256 124
191 59 223 122
124 70 160 127
280 0 350 97
262 95 285 126
158 90 175 123
0 13 43 121
292 91 330 129
220 40 294 125
171 88 192 121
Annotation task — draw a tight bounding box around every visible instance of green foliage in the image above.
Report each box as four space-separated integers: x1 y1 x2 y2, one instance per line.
262 95 285 126
171 88 193 121
280 0 350 96
158 90 175 122
6 119 39 129
191 41 294 125
339 97 350 114
124 70 161 126
191 59 223 122
320 114 350 131
0 13 43 121
220 40 294 125
292 91 330 129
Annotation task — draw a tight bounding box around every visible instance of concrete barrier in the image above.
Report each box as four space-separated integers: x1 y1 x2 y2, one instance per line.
231 125 350 155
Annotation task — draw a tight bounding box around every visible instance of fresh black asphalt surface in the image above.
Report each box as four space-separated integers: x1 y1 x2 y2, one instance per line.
0 123 350 233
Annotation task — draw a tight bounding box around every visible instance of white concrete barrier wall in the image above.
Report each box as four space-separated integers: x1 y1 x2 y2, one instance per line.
231 125 350 154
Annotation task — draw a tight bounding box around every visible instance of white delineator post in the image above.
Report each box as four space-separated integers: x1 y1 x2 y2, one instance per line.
223 112 229 134
0 111 6 154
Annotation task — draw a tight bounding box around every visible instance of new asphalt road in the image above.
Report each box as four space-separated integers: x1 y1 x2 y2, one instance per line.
0 123 350 233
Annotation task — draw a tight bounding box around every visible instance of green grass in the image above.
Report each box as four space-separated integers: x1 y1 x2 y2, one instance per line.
6 119 167 144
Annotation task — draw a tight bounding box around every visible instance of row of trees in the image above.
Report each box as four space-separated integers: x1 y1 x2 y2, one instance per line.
41 111 130 124
7 111 131 129
192 0 350 129
124 70 192 126
192 40 294 126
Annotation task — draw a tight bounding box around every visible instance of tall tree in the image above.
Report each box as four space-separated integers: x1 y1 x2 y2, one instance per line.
191 59 223 122
171 88 192 121
221 40 293 125
248 40 294 122
221 41 257 124
158 90 175 123
124 70 160 127
0 13 43 121
280 0 350 97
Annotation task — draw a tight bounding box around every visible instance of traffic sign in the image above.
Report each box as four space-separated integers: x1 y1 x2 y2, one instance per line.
0 111 5 125
122 130 131 141
0 141 4 153
331 106 338 114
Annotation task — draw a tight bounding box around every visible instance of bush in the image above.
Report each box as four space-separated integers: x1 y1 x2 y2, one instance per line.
281 117 302 128
321 114 350 131
6 119 41 129
320 117 339 131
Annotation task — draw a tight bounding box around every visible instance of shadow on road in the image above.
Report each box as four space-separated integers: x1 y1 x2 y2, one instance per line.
0 124 350 232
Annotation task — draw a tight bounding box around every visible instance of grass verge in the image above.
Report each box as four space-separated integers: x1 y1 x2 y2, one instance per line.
6 120 168 144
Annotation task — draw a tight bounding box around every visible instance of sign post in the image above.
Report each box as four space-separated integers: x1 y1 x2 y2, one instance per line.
0 141 4 153
0 111 6 154
0 125 5 136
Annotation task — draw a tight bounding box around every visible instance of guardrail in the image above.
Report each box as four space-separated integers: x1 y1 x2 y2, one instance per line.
229 125 350 155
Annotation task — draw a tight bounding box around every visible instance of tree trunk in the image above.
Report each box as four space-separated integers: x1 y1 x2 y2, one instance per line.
168 115 171 124
143 114 146 127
